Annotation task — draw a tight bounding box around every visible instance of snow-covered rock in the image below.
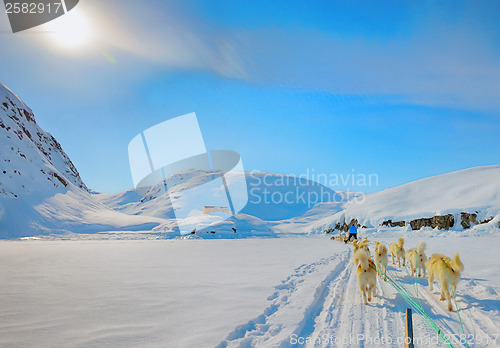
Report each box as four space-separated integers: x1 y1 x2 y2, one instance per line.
2 80 498 239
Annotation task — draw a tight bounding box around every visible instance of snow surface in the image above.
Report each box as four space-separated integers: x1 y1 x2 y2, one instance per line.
0 233 498 347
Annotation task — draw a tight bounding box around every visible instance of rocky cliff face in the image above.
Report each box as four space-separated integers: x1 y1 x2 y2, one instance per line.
0 82 168 238
0 81 87 198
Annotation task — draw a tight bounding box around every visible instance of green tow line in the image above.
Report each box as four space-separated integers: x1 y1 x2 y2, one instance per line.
375 259 455 348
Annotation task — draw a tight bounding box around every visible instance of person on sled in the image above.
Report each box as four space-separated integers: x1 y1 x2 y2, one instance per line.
348 224 358 241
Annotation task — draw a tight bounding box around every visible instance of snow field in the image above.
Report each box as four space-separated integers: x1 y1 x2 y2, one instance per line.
1 235 498 347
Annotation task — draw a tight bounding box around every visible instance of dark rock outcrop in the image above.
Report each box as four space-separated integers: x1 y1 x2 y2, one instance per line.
481 216 494 224
409 214 454 230
460 212 478 229
333 218 359 232
381 219 406 227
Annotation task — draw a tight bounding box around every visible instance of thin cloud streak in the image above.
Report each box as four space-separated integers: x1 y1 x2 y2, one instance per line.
84 0 247 79
85 0 499 112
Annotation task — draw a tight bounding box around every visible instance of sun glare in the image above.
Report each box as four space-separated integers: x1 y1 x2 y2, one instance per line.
44 9 92 48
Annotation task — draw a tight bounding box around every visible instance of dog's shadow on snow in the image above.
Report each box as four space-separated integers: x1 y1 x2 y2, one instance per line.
379 268 458 321
462 277 489 282
458 295 500 312
383 270 500 314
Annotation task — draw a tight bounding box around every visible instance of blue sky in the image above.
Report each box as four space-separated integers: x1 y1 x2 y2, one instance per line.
1 0 499 193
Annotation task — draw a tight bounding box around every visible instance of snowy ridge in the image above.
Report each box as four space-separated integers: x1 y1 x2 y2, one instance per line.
320 165 500 231
104 170 344 221
0 81 166 238
94 170 348 237
0 81 87 196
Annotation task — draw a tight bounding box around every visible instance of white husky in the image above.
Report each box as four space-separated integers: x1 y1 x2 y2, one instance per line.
406 241 427 277
374 242 388 281
353 250 377 304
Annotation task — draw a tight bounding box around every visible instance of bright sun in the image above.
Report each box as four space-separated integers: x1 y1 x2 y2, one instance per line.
44 9 92 48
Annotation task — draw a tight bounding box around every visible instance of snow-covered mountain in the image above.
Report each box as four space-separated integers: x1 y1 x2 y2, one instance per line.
320 165 500 232
94 170 348 237
1 81 498 239
0 81 348 238
0 82 165 238
96 171 344 220
0 82 87 197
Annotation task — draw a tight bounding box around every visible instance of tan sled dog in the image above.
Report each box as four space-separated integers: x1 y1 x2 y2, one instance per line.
374 242 388 281
389 237 405 267
426 253 464 311
406 241 427 277
353 249 377 304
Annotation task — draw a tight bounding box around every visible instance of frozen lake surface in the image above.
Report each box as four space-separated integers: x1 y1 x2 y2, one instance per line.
0 235 499 347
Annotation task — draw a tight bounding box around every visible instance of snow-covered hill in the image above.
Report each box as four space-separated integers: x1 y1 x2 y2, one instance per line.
94 170 348 237
96 171 344 220
321 165 500 232
0 82 165 238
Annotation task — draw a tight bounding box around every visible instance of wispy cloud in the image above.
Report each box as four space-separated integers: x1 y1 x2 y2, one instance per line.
84 0 247 79
90 0 499 112
3 0 498 113
228 22 500 112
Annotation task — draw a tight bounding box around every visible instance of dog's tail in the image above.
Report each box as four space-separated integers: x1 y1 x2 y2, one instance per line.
354 250 370 270
417 241 426 253
398 237 404 247
452 253 464 272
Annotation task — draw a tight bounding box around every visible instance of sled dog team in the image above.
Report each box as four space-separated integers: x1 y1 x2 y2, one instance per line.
338 236 464 311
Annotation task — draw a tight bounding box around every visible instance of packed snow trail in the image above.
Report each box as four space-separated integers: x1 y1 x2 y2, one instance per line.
219 242 500 348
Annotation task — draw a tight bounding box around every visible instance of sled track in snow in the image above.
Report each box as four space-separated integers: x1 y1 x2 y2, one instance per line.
217 243 500 348
304 253 411 348
289 251 351 344
216 250 350 348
